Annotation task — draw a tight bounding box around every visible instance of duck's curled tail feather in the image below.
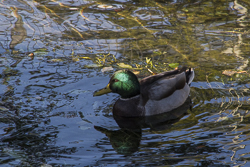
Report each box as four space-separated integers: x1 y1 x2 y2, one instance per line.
186 68 195 85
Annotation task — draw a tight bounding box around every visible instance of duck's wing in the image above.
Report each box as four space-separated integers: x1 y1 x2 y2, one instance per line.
140 68 183 87
140 68 193 101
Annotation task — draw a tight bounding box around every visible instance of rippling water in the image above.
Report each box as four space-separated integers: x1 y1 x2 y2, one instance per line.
0 0 250 166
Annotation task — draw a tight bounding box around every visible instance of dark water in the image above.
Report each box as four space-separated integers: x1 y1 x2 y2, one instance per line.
0 0 250 166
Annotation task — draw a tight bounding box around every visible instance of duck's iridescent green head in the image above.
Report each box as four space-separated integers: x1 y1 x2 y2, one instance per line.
94 70 140 98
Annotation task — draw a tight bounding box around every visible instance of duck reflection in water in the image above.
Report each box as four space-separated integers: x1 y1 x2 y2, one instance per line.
94 99 192 155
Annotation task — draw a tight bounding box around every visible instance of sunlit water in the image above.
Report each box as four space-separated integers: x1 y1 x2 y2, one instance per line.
0 0 250 166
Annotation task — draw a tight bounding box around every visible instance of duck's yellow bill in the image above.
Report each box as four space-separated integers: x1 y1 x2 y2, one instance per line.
93 83 112 96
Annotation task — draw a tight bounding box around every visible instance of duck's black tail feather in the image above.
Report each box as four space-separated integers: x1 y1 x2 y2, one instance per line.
185 68 195 85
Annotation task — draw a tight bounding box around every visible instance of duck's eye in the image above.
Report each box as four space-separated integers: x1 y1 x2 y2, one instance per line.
113 79 119 82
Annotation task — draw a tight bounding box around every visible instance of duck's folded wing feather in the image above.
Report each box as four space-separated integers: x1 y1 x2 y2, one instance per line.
140 69 181 86
143 72 187 101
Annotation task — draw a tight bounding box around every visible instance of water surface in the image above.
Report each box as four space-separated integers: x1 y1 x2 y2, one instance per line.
0 0 250 166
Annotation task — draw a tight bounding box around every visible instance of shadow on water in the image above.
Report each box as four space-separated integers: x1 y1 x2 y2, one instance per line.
94 99 191 155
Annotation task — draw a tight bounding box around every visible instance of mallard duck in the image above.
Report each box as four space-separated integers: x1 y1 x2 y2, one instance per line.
94 67 194 117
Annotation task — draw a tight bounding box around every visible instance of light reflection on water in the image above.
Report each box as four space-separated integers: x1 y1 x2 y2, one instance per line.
0 0 250 166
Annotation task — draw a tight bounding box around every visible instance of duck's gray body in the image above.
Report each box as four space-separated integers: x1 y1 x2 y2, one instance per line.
113 68 194 117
